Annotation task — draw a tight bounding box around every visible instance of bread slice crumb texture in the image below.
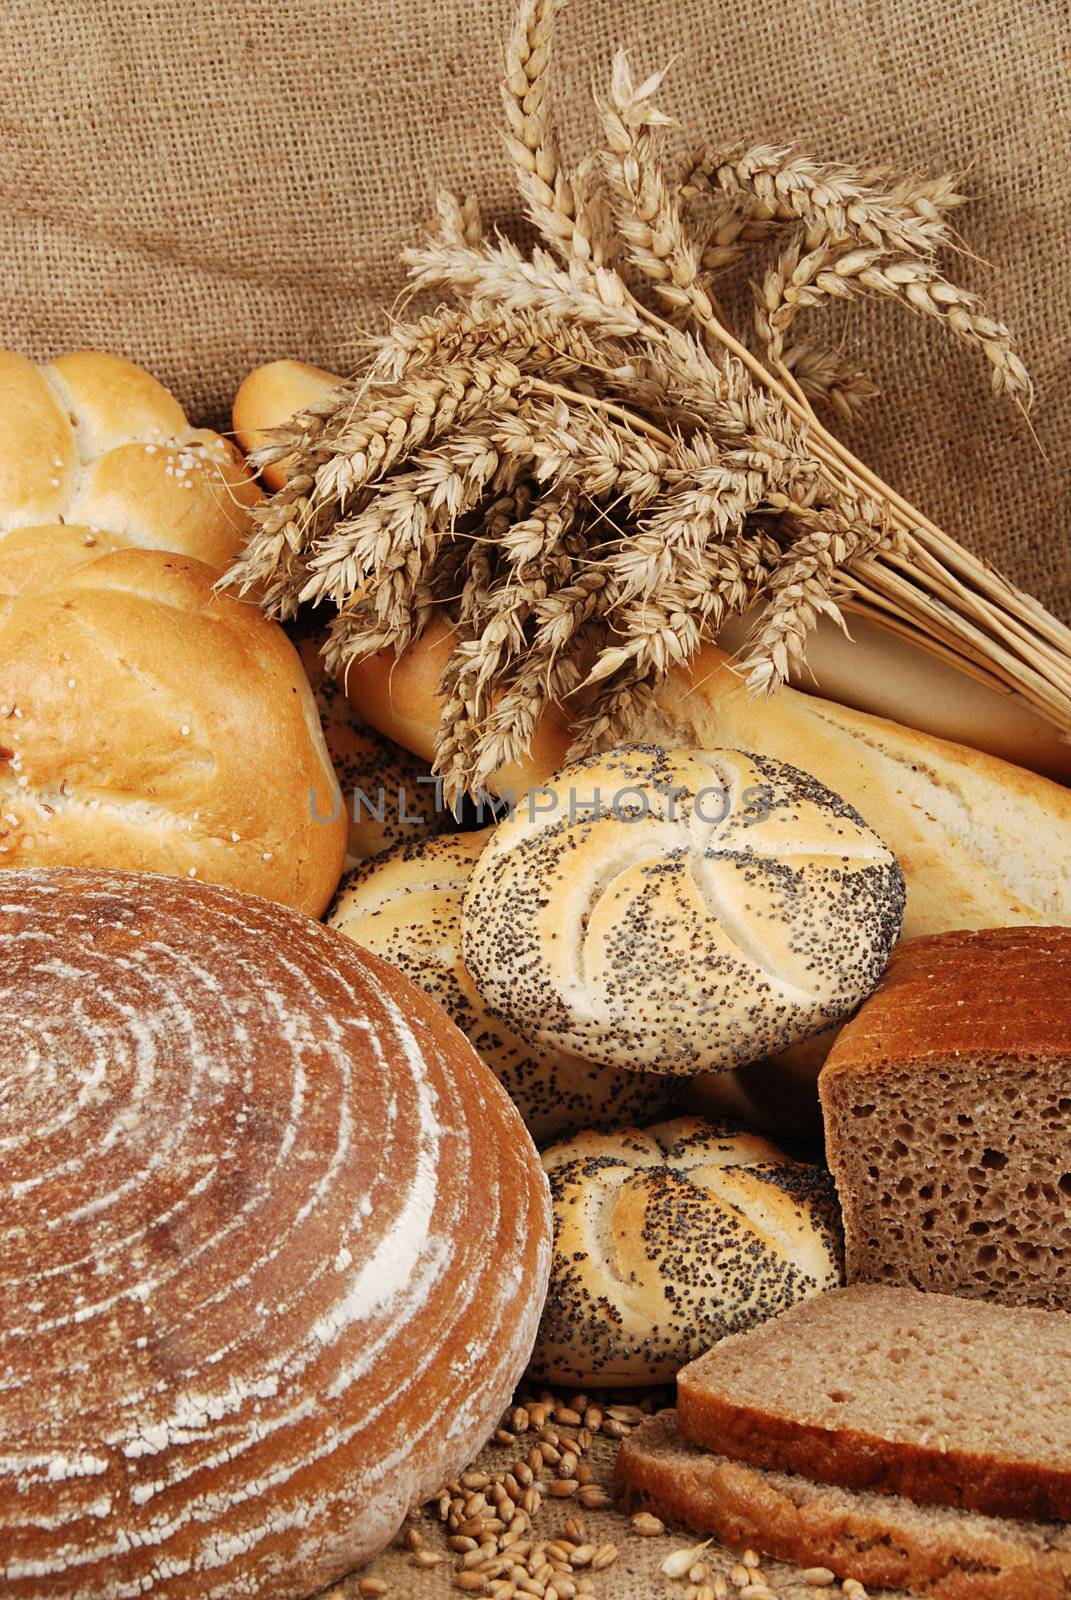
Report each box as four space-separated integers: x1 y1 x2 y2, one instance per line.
615 1410 1071 1600
676 1285 1071 1521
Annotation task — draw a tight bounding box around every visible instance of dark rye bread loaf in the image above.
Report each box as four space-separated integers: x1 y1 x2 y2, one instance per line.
819 927 1071 1308
676 1286 1071 1521
615 1411 1071 1600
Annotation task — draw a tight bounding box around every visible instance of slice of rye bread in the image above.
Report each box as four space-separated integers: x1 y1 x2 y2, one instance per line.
676 1285 1071 1521
819 927 1071 1310
614 1411 1071 1600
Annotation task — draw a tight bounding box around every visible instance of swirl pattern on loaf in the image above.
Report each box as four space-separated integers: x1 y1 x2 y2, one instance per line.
0 868 551 1599
462 746 905 1074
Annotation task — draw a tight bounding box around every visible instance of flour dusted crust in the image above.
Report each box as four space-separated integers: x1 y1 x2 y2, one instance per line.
328 829 676 1143
531 1116 843 1385
0 349 262 591
462 745 905 1075
0 868 551 1599
0 549 347 916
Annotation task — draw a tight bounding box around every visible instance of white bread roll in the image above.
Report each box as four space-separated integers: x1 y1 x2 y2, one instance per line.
0 350 263 586
0 549 346 915
327 829 677 1143
462 746 904 1076
0 867 551 1597
232 357 343 491
231 359 1070 779
532 1116 842 1386
296 632 447 868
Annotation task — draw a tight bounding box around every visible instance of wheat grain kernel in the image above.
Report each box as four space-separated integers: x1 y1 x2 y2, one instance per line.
731 1566 751 1589
800 1570 835 1587
455 1575 489 1595
464 1472 491 1490
562 1518 586 1542
548 1479 578 1498
696 1587 716 1600
576 1486 613 1510
556 1405 582 1425
630 1511 665 1536
495 1429 516 1447
712 1580 729 1600
358 1582 389 1598
404 1528 424 1552
689 1562 710 1582
742 1550 760 1569
410 1550 443 1569
449 1536 478 1553
662 1547 705 1578
590 1544 617 1571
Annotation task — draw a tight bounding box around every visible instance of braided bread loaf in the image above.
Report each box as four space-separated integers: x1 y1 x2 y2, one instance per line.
0 868 551 1598
462 746 904 1075
328 829 676 1143
0 350 261 594
532 1117 842 1386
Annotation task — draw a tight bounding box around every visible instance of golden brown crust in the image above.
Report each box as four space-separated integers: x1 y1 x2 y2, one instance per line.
232 358 343 491
0 349 263 584
675 1391 1071 1522
296 632 446 865
641 645 1071 940
819 927 1071 1077
0 549 346 915
615 1412 1071 1600
0 866 551 1597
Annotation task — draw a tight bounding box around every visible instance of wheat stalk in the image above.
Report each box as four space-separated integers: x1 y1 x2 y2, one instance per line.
223 0 1070 802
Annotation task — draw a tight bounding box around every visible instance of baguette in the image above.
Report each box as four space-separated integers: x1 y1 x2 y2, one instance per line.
231 359 1071 781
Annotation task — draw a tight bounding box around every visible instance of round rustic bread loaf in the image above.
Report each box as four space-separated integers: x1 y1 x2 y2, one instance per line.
0 548 347 915
297 632 447 868
328 829 676 1143
0 349 262 588
532 1116 843 1386
0 867 551 1599
462 745 905 1075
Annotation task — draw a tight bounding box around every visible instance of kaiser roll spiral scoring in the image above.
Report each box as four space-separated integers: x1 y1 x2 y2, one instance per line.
532 1117 843 1386
328 829 676 1143
462 746 905 1075
0 867 551 1600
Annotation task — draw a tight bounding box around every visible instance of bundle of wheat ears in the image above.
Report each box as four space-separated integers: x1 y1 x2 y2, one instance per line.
228 0 1071 802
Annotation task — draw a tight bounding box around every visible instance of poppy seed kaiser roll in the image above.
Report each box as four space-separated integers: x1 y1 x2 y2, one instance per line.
0 867 551 1599
531 1117 842 1386
327 829 676 1143
0 548 346 916
461 746 905 1076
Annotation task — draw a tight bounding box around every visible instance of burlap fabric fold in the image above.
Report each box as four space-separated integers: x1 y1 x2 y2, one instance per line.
2 2 1067 1594
3 0 1068 622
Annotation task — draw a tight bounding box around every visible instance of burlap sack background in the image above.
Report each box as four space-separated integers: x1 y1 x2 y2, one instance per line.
3 0 1069 622
1 3 1066 1596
